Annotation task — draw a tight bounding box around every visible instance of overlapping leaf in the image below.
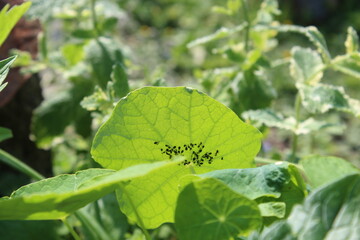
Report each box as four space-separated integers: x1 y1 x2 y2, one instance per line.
0 56 17 92
0 161 177 220
249 173 360 240
175 178 262 240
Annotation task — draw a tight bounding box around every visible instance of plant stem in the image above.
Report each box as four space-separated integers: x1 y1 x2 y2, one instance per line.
74 209 114 240
240 0 250 52
90 0 100 37
121 186 152 240
62 218 81 240
290 93 302 163
0 149 44 180
254 157 282 165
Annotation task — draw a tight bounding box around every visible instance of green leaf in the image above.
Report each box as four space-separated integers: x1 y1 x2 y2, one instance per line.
258 202 285 218
230 70 276 114
300 156 359 188
0 160 177 220
0 56 17 92
92 87 262 228
0 127 12 142
198 163 306 220
290 47 324 84
252 174 360 240
242 109 333 135
0 2 31 46
175 178 262 240
61 43 85 66
187 23 247 48
111 63 130 98
92 87 261 170
298 83 360 117
332 53 360 79
86 37 124 90
287 174 360 240
199 163 294 200
31 78 93 148
305 26 331 62
345 27 359 54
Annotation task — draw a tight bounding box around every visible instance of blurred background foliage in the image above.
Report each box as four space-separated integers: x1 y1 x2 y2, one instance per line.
0 0 360 239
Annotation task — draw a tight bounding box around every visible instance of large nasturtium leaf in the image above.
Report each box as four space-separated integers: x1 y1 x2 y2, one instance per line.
0 161 177 220
175 178 262 240
249 173 360 240
297 83 360 117
92 87 262 171
92 87 262 228
300 155 360 188
290 47 324 84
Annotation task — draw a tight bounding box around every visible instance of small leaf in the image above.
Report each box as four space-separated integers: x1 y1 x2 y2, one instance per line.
242 109 295 131
0 2 31 46
304 26 331 62
230 70 276 114
0 161 177 220
0 56 17 92
332 53 360 79
298 83 360 117
300 155 359 188
0 127 12 143
61 43 85 66
175 178 262 240
345 26 359 54
111 63 130 98
187 23 247 48
290 47 324 84
86 37 124 90
258 202 286 218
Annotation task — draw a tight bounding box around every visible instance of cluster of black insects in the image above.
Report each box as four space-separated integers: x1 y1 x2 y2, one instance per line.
154 141 223 167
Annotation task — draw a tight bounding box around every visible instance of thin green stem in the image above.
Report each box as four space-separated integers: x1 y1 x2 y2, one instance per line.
0 149 44 180
240 0 250 52
254 157 282 165
90 0 100 37
74 209 114 240
62 218 81 240
290 93 302 163
121 186 152 240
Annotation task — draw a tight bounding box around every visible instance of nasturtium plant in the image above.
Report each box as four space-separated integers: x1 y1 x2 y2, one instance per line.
0 160 178 220
251 173 360 240
175 178 262 240
92 87 262 228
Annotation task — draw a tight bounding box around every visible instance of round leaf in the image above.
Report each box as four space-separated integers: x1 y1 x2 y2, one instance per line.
175 178 262 240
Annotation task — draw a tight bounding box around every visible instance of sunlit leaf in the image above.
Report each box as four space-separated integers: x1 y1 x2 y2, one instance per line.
332 53 360 79
345 26 359 54
0 56 17 92
0 2 31 46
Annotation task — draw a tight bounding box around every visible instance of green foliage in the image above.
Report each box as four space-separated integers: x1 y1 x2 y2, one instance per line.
0 56 17 92
0 161 177 220
251 174 360 240
175 178 262 240
300 156 360 188
0 127 12 143
92 87 262 170
0 2 31 46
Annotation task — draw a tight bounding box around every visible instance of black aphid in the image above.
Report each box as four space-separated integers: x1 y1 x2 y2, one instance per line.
154 141 159 145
